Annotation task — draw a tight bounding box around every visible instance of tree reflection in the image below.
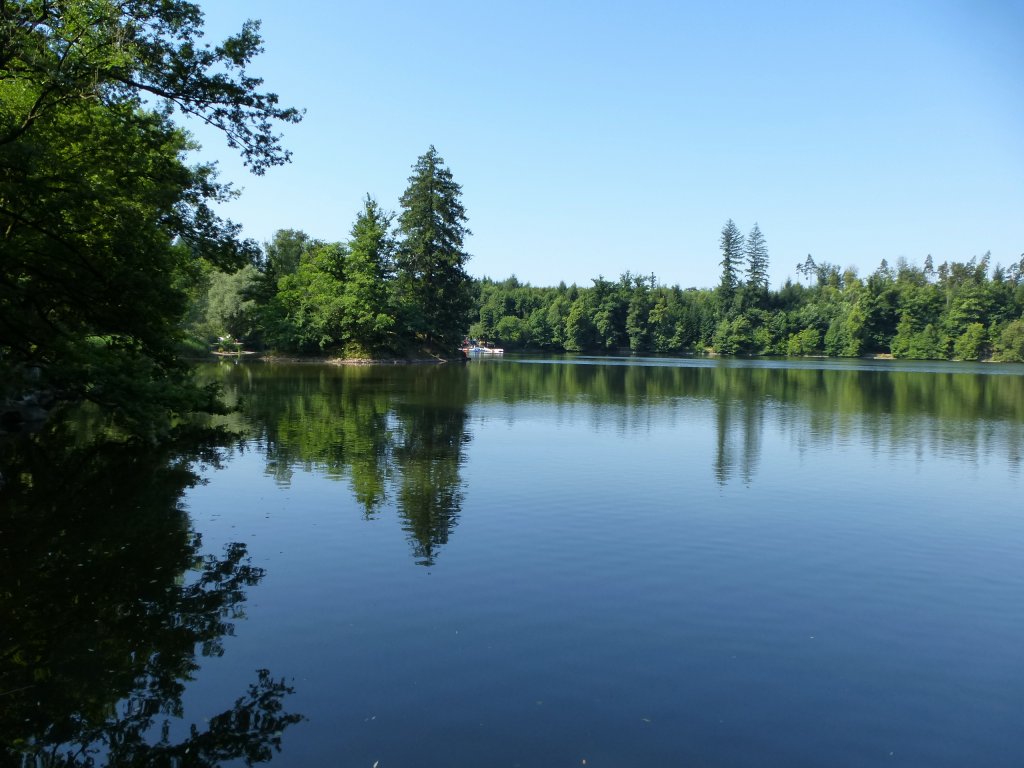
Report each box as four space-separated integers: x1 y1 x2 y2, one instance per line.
0 426 302 767
709 363 1024 484
392 370 470 566
467 357 1024 484
208 358 1024 554
711 366 764 486
216 363 471 564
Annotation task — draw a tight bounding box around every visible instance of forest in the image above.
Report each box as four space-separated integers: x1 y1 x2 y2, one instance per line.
192 213 1024 364
466 232 1024 361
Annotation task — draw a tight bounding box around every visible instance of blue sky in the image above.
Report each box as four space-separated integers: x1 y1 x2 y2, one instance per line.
193 0 1023 290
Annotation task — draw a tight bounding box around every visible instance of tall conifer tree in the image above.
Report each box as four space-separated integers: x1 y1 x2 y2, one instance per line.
745 222 770 294
718 219 744 305
396 147 472 352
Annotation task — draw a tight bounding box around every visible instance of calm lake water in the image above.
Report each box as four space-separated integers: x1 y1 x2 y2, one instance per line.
3 356 1023 767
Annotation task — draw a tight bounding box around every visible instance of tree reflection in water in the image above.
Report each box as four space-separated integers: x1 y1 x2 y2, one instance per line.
392 372 470 566
210 358 1024 570
0 425 302 767
467 358 1024 485
218 363 471 566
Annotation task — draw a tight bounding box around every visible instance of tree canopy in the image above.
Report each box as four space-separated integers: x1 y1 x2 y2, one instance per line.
461 223 1023 362
1 1 300 437
183 148 477 360
183 194 1022 366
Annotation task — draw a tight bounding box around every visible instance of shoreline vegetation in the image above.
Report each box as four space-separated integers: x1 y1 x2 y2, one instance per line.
244 352 465 366
187 236 1024 369
187 209 1024 371
149 191 1024 376
202 349 1008 365
181 146 474 367
195 348 909 364
2 4 303 439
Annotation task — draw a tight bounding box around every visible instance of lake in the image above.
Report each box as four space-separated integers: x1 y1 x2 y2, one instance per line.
3 356 1023 767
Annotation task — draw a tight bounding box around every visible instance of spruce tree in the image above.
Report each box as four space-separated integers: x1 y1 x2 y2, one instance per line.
396 147 472 352
718 219 744 304
745 222 770 294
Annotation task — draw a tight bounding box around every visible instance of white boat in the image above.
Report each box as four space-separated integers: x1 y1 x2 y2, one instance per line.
465 344 504 355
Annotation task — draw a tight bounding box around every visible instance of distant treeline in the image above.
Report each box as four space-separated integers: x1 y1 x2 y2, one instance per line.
191 212 1024 363
469 222 1024 361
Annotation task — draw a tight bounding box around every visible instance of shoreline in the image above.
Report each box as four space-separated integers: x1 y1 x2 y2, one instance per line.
210 352 466 366
188 349 1008 365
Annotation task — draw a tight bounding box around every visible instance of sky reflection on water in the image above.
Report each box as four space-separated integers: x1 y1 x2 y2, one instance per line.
4 358 1022 767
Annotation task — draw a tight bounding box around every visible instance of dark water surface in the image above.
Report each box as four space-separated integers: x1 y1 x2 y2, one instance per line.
4 356 1023 766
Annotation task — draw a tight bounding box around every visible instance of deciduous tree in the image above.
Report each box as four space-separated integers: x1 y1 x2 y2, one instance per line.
0 1 300 436
342 196 396 352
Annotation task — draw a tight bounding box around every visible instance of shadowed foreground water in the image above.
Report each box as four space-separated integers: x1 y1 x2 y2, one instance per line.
4 356 1023 767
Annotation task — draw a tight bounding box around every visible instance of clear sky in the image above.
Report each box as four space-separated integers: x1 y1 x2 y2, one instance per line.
192 0 1023 290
